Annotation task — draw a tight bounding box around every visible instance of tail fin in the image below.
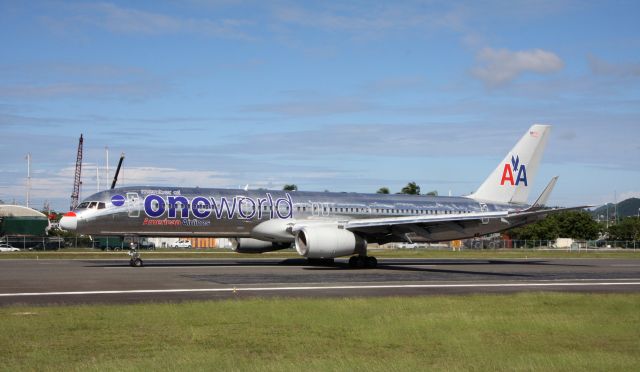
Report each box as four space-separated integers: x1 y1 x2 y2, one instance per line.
469 124 551 205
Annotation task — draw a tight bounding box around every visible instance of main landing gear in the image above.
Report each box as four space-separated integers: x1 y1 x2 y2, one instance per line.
129 248 143 267
348 255 377 269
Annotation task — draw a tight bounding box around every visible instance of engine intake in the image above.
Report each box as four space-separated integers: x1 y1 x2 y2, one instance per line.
295 226 366 258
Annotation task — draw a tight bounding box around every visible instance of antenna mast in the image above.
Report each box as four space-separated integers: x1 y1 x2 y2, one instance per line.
25 152 31 208
70 134 83 210
111 153 125 189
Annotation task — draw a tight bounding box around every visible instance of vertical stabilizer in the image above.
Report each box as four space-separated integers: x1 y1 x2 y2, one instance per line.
469 124 551 205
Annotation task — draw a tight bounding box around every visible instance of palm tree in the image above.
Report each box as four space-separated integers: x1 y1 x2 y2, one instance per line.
376 187 390 194
400 182 420 195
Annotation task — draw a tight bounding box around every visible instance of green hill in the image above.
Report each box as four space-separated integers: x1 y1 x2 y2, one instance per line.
592 198 640 219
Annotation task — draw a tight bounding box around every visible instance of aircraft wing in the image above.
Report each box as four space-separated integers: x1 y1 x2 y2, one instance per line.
338 206 589 243
338 211 510 243
503 205 593 220
345 211 509 229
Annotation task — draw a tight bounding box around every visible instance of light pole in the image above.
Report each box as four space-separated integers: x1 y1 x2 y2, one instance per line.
25 152 31 208
105 146 109 190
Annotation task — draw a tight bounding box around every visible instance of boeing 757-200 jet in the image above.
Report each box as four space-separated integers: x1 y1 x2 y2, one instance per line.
60 124 585 267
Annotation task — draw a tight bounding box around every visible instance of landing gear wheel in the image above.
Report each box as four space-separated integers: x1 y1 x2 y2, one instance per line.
348 256 358 268
130 258 143 267
366 256 377 268
128 248 143 268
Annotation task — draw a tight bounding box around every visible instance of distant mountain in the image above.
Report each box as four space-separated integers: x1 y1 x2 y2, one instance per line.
591 198 640 219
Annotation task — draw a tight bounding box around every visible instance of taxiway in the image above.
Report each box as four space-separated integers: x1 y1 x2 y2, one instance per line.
1 257 640 306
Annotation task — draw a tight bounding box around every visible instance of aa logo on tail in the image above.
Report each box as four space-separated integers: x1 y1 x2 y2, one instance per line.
500 155 528 186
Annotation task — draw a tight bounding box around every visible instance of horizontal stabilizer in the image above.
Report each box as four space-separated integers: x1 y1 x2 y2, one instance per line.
531 176 558 209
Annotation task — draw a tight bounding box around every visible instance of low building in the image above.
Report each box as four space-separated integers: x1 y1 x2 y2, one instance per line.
0 205 51 249
0 205 49 236
147 237 232 249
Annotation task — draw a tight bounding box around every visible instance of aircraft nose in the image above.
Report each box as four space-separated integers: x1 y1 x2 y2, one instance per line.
59 212 78 231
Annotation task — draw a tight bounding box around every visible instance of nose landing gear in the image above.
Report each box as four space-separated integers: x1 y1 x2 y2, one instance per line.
129 247 143 267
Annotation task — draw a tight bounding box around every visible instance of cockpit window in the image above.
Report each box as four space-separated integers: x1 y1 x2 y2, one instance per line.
88 202 98 209
98 202 106 209
77 202 89 209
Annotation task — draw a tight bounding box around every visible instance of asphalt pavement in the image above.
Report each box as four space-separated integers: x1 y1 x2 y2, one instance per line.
1 257 640 306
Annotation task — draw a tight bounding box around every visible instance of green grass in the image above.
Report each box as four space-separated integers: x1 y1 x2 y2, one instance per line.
1 293 640 371
2 248 640 260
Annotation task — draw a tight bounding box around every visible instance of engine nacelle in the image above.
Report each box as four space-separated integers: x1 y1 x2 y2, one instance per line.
231 238 291 254
295 226 367 259
251 219 296 242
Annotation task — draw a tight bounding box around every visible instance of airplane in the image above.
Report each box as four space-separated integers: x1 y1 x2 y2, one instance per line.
60 124 585 268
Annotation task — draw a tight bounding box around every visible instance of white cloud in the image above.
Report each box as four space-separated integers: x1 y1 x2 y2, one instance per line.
618 191 640 201
0 81 166 100
272 3 467 38
472 47 564 86
113 167 231 188
93 3 251 39
243 97 376 117
588 55 640 78
361 75 427 94
0 62 167 101
42 2 254 41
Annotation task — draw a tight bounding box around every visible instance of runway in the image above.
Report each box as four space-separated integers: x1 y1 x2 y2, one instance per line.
1 257 640 306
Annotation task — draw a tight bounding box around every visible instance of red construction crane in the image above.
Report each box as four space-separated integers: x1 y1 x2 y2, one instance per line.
70 134 83 211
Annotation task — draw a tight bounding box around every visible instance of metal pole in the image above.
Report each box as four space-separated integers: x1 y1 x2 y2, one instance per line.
26 152 31 208
614 191 618 224
105 146 109 190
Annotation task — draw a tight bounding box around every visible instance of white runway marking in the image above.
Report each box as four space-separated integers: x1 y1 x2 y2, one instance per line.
103 265 286 269
611 264 640 267
2 281 640 297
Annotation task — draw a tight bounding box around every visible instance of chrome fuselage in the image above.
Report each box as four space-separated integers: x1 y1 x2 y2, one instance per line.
63 186 523 243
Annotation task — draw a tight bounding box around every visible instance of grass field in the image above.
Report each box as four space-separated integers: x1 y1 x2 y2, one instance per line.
1 293 639 371
1 248 640 260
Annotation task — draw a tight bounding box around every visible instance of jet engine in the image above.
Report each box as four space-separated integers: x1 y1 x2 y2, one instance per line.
294 226 367 259
231 238 291 254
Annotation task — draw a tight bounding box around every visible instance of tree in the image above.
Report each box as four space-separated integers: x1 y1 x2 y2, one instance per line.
376 187 390 194
508 211 599 240
283 184 298 191
400 182 420 195
607 217 640 241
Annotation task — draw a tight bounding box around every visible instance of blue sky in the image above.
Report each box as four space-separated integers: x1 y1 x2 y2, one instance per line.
1 0 639 212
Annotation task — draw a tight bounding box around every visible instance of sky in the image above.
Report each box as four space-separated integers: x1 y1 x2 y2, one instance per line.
1 0 639 212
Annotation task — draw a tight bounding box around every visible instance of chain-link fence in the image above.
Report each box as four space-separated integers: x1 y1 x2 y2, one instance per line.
2 235 639 251
386 239 639 251
1 236 122 250
471 239 638 250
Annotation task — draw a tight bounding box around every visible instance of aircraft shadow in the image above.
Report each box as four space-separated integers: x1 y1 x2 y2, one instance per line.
302 264 532 277
85 258 590 271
